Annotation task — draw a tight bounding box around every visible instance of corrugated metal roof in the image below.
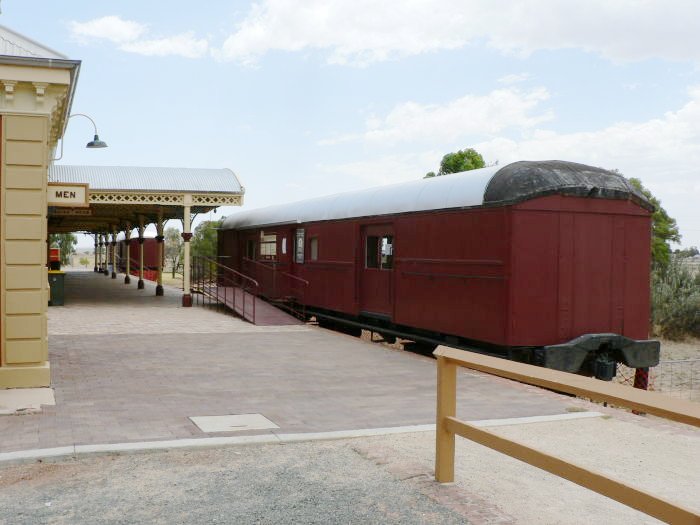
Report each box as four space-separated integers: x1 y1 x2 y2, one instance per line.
49 165 244 194
222 165 500 229
0 25 67 59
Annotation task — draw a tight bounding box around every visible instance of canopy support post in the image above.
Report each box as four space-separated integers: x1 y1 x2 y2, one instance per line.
155 212 164 296
137 216 145 290
102 234 109 276
93 233 98 272
182 196 192 307
124 223 132 284
111 228 117 279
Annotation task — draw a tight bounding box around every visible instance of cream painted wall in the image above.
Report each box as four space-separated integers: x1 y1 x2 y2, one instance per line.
0 114 51 387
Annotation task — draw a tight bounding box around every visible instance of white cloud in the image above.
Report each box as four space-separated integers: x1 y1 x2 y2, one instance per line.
498 73 531 85
120 32 209 59
320 88 552 145
321 86 700 246
319 151 442 186
218 0 700 65
69 16 208 59
69 15 147 44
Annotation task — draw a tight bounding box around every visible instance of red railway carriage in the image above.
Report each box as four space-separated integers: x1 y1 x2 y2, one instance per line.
117 236 161 280
218 160 660 378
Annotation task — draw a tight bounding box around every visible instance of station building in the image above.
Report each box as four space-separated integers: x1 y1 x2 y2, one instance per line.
0 27 244 388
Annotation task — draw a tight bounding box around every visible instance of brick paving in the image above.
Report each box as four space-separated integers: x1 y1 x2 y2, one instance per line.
0 271 575 453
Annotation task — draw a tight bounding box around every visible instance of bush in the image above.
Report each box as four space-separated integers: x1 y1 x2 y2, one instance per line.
651 256 700 340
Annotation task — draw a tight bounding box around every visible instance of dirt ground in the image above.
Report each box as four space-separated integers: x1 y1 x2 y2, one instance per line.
659 336 700 360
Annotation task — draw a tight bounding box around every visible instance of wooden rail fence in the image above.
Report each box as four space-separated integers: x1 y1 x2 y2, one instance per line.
434 346 700 524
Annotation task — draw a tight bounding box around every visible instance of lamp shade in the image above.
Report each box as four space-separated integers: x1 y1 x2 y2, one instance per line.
86 134 107 148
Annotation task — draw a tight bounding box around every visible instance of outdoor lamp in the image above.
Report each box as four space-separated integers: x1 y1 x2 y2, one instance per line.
71 113 108 149
86 134 107 148
53 113 108 160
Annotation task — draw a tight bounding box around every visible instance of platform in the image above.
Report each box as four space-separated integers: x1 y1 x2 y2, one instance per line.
0 269 579 453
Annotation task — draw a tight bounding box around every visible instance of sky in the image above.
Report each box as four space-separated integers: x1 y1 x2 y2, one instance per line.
4 0 699 248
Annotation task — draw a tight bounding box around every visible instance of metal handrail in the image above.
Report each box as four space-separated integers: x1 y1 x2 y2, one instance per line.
201 256 260 290
241 257 309 319
242 257 309 293
192 256 259 323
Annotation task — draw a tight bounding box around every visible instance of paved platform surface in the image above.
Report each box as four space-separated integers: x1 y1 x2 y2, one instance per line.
1 271 573 453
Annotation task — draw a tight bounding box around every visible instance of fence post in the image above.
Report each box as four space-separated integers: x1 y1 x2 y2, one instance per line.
435 355 457 483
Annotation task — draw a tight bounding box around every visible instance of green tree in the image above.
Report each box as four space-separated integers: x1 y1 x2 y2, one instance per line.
628 178 681 270
191 219 223 260
424 148 485 178
675 246 699 258
49 233 77 265
164 226 183 278
79 256 89 268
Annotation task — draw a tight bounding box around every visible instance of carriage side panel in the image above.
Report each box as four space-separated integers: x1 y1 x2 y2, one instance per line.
393 207 510 346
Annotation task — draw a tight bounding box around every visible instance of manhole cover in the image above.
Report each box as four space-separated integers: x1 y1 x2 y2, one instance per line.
189 413 280 433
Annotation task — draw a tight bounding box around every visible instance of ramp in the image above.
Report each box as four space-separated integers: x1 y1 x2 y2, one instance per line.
200 284 303 326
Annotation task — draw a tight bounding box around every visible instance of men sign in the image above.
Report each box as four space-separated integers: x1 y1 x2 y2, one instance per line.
47 183 89 207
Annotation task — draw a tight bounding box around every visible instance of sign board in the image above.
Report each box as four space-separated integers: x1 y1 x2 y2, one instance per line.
47 183 89 207
51 207 93 216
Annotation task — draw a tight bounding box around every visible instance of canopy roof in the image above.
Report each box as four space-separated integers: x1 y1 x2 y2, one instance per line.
223 160 650 230
48 165 244 234
50 165 243 193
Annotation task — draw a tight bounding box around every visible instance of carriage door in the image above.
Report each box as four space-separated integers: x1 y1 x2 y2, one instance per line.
360 225 394 317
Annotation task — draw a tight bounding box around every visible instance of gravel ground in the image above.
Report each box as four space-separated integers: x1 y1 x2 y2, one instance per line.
0 441 466 525
659 337 700 360
358 413 700 525
1 410 696 525
620 337 700 401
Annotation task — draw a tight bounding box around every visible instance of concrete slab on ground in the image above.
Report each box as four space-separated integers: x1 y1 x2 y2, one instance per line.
0 388 55 415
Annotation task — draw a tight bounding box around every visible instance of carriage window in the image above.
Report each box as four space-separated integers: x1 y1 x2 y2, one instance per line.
309 237 319 261
259 232 277 261
366 236 379 268
246 239 255 260
381 235 393 269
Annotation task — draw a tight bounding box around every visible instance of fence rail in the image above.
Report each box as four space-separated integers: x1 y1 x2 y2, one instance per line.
434 346 700 524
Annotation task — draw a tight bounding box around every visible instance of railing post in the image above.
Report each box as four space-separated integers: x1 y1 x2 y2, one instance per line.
435 355 457 483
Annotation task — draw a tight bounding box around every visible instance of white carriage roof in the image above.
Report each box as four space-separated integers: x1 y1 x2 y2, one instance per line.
222 160 652 230
50 165 244 194
223 165 501 230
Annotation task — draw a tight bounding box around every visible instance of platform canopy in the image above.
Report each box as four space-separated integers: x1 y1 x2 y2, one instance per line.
48 165 244 233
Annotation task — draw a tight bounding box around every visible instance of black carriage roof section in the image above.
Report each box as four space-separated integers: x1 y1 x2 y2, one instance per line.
485 160 651 210
222 160 653 230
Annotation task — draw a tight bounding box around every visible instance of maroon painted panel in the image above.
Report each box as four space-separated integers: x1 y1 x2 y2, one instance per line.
360 224 394 316
571 213 614 337
623 216 652 339
393 208 509 344
509 210 560 345
295 221 358 313
119 238 161 271
510 196 653 346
